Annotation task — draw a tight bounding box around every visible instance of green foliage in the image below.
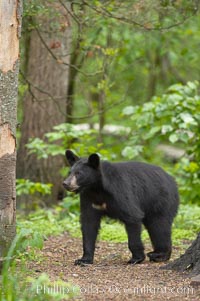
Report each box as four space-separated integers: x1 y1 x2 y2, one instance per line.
15 227 44 256
23 82 200 205
23 0 61 31
67 1 200 128
62 203 200 246
14 3 200 295
99 219 127 242
20 0 200 125
16 180 52 210
0 234 77 301
172 204 200 246
173 204 200 233
58 193 80 217
23 1 49 19
23 124 121 205
17 190 199 251
101 204 200 244
1 198 198 301
17 197 200 253
26 123 111 160
16 179 52 196
122 81 200 204
1 200 198 301
17 210 67 243
0 207 82 301
25 123 116 187
20 0 200 129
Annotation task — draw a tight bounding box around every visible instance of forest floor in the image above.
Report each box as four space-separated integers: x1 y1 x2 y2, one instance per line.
28 232 200 301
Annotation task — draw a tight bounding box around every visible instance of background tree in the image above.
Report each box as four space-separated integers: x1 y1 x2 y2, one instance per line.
1 0 199 297
17 1 200 204
17 1 71 203
62 0 200 125
0 0 22 266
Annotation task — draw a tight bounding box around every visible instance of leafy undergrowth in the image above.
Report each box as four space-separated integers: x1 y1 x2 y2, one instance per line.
1 203 199 301
56 204 200 248
17 203 200 249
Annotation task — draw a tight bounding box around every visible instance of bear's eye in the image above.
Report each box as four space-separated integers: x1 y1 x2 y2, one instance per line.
75 171 81 176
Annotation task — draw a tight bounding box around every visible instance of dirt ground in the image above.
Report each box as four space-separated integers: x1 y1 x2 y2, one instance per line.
28 233 200 301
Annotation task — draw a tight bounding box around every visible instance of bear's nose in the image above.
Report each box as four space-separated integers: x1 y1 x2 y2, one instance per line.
63 181 69 189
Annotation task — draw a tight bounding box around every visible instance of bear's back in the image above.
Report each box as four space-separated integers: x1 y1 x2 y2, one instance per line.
101 160 179 217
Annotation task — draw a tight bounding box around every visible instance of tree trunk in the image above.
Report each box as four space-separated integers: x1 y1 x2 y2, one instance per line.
17 1 71 204
66 48 84 123
0 0 22 265
165 233 200 276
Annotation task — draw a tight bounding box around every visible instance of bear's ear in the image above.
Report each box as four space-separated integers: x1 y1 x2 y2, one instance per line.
88 153 100 169
65 150 79 166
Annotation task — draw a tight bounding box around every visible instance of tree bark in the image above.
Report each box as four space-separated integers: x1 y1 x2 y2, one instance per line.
0 0 22 265
17 1 71 204
164 233 200 276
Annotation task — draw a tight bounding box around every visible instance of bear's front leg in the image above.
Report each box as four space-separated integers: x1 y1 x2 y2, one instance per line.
75 199 102 266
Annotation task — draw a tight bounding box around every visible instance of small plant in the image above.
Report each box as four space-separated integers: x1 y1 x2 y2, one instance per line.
122 81 200 204
0 225 78 301
26 123 110 160
61 203 200 246
16 179 52 196
58 193 80 218
16 179 52 210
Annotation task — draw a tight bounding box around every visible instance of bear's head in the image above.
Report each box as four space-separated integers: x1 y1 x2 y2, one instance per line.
63 150 101 193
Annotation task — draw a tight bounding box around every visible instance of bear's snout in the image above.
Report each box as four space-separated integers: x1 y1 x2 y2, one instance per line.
63 176 79 192
63 180 70 190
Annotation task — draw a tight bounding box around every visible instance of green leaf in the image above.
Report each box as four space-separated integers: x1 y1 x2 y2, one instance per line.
136 112 154 127
122 106 135 115
45 132 65 141
122 145 143 159
187 81 197 90
169 133 178 143
179 112 197 125
167 84 183 93
143 126 161 139
161 125 173 134
142 102 155 112
178 132 190 143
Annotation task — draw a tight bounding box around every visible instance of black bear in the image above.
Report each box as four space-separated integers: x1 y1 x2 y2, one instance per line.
63 150 179 266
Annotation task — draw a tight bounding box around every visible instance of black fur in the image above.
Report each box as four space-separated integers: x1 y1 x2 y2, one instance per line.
63 150 179 265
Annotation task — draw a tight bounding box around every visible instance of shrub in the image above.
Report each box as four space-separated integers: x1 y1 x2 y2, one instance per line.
122 81 200 204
